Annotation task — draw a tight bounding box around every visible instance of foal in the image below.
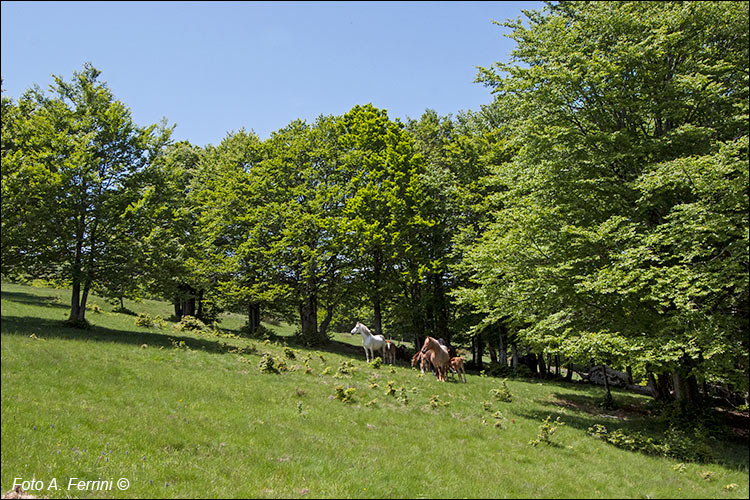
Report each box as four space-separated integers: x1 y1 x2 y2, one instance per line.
448 356 467 383
411 351 430 374
384 340 397 365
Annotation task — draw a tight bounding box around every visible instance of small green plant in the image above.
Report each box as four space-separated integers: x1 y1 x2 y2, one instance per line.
530 415 565 446
168 337 190 350
587 424 714 462
334 385 356 403
86 303 103 314
274 357 289 372
490 381 512 402
321 366 331 376
428 395 449 409
397 387 409 405
175 315 206 332
385 380 396 397
284 347 296 359
492 410 506 428
368 356 383 369
482 400 493 412
673 463 687 473
258 354 279 374
296 401 306 417
365 398 378 408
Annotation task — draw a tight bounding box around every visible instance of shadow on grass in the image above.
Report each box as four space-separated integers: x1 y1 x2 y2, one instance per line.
1 290 69 310
1 315 237 356
516 405 750 470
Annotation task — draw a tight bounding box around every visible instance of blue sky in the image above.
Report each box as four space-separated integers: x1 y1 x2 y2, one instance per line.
1 1 541 147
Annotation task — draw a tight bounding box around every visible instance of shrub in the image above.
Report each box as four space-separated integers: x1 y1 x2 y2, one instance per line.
258 354 279 374
284 347 296 359
86 303 103 314
384 380 396 397
135 314 155 328
334 385 356 403
369 356 383 369
491 381 513 402
530 415 565 446
175 315 206 332
587 424 714 462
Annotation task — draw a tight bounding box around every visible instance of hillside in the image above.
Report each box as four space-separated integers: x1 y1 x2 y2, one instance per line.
1 282 748 498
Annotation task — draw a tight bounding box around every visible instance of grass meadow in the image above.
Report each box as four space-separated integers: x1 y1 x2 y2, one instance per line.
1 281 748 499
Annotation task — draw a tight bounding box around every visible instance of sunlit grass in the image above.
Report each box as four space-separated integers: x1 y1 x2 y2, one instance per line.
2 282 748 498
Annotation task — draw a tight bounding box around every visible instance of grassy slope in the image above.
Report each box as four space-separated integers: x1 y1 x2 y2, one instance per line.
1 282 748 499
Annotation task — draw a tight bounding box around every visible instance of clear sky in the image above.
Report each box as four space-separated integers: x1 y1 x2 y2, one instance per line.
1 1 542 147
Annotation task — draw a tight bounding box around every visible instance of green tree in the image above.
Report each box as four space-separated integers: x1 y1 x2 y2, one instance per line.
338 104 424 336
1 64 172 324
468 1 748 403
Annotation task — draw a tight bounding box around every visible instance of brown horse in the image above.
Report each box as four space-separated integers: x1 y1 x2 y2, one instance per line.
448 356 467 383
411 350 432 374
421 336 450 382
384 340 397 365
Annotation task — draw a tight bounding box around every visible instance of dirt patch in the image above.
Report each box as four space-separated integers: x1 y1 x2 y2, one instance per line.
550 393 650 420
2 487 38 499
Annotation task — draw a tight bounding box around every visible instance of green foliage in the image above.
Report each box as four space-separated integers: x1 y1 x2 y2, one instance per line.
491 381 513 402
530 416 565 447
284 347 296 360
174 315 207 332
258 354 279 374
368 356 383 369
135 313 159 329
461 0 749 402
1 63 173 322
587 424 714 463
334 385 356 403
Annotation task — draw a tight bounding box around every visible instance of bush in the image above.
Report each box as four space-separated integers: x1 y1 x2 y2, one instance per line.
135 313 164 328
334 385 356 403
491 381 513 402
587 424 714 462
86 303 103 314
175 315 206 332
284 347 296 359
530 416 565 446
369 356 383 369
258 354 279 374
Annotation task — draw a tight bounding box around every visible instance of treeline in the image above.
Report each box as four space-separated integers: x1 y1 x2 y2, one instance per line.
2 2 748 407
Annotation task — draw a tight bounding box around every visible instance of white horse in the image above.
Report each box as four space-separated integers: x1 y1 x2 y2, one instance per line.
350 322 386 363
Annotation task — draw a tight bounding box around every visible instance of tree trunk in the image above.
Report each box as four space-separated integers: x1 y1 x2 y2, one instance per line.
196 289 204 322
602 363 613 406
511 343 518 373
299 293 319 343
69 279 82 322
538 352 547 378
565 362 573 381
498 329 507 365
173 297 183 319
319 305 334 339
488 337 498 364
432 273 449 342
247 302 260 334
372 249 383 335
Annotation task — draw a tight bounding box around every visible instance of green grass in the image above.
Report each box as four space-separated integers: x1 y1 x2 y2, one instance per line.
2 282 748 498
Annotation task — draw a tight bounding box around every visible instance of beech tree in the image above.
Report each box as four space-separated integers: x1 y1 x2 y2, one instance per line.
1 64 172 324
465 1 748 403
